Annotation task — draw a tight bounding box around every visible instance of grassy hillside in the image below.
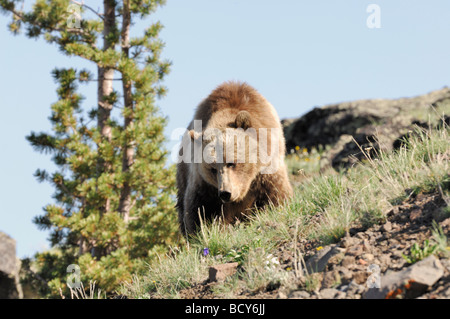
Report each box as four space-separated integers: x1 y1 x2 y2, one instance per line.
119 119 449 299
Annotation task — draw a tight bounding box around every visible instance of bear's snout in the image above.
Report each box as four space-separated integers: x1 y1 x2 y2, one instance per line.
219 190 232 203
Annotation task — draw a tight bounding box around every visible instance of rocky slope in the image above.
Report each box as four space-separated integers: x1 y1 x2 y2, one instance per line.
175 190 449 299
282 87 450 169
274 190 450 299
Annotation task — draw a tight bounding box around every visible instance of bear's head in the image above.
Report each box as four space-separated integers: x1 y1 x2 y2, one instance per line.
188 111 262 203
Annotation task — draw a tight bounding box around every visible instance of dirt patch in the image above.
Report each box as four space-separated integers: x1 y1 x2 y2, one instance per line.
178 281 216 299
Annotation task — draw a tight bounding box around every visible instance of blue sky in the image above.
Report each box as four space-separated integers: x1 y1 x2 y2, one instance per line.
1 0 449 258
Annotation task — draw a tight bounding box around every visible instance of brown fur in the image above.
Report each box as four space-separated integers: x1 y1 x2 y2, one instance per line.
176 81 293 236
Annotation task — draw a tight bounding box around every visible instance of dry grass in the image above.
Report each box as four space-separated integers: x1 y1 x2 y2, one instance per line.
59 281 104 299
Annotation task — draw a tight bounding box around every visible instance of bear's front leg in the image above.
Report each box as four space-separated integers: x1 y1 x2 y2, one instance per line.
183 184 221 236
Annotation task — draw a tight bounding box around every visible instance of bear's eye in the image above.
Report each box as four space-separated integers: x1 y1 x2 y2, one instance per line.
210 167 217 174
226 163 236 168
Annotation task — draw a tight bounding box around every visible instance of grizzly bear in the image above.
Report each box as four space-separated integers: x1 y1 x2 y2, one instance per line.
176 81 293 236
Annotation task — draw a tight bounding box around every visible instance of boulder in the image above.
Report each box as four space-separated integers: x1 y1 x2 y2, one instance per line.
283 88 450 168
305 245 344 274
363 255 444 299
0 232 22 299
209 262 239 282
319 288 339 299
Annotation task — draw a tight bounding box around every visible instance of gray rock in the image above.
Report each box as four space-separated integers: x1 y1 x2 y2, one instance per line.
0 232 16 275
347 280 365 294
335 266 353 281
319 288 339 299
338 284 349 292
305 245 343 274
346 244 364 257
288 290 311 299
0 232 22 299
335 291 347 299
381 222 392 233
277 291 288 299
339 236 359 249
340 256 356 267
378 254 391 267
361 253 375 262
321 270 341 289
363 255 444 299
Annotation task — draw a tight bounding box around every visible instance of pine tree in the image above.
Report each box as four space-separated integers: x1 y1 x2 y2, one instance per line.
1 0 178 297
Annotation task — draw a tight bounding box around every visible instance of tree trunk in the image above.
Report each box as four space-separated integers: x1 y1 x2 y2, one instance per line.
118 0 134 223
92 0 116 258
97 0 116 142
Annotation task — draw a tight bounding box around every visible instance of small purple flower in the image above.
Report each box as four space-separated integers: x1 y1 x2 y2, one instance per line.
203 247 210 256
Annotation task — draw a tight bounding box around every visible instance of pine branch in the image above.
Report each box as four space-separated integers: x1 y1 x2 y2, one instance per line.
26 132 57 154
21 258 49 288
5 3 89 36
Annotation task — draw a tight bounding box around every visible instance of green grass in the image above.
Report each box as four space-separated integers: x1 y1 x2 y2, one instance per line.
120 123 449 299
431 221 450 258
400 221 450 265
285 146 325 177
408 98 450 125
402 240 439 264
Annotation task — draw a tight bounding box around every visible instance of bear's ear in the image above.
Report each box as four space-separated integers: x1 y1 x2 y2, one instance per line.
235 111 251 130
188 129 202 140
